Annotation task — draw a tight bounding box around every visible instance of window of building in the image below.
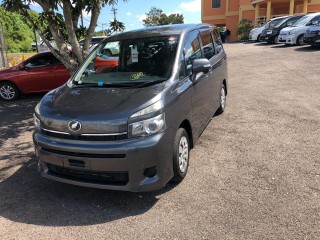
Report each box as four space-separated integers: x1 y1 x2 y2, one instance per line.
212 0 221 8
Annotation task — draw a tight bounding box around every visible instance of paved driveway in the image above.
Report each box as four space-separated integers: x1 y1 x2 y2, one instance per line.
0 43 319 240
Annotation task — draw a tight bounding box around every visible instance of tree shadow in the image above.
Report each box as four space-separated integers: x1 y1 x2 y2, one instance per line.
0 156 177 226
0 94 43 150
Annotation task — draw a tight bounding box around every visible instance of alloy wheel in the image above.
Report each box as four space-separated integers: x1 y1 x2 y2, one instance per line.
178 136 189 173
0 84 16 100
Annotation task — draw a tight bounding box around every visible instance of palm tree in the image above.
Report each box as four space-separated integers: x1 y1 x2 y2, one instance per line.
110 20 125 33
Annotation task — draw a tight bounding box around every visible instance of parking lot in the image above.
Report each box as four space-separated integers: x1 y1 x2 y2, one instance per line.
0 42 320 239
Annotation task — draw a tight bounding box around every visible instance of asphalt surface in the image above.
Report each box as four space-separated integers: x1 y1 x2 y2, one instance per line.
0 43 320 240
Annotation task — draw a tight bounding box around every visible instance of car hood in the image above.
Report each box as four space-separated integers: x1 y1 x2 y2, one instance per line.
280 26 298 33
0 67 17 76
38 83 165 134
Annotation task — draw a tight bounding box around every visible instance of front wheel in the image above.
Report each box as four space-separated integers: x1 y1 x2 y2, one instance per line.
172 128 190 182
296 35 305 46
0 82 20 101
274 35 279 44
256 34 261 42
216 84 226 115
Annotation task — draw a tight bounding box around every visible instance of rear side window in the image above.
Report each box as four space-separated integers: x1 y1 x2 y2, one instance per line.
25 54 61 69
212 29 222 46
180 30 202 78
200 30 215 60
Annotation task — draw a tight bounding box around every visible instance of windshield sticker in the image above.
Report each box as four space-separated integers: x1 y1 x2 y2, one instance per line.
131 72 145 80
98 82 103 86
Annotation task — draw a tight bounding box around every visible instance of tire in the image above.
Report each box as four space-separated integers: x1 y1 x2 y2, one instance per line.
296 35 305 46
216 84 226 115
172 128 190 182
273 35 279 44
256 34 261 42
0 82 20 101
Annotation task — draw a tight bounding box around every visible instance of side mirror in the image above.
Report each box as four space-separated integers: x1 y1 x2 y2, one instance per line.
17 64 25 70
192 58 211 74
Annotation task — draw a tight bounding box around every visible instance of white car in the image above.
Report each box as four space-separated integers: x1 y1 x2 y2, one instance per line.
278 13 320 45
249 16 288 41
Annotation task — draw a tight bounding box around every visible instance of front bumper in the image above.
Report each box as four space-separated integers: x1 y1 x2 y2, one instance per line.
249 32 259 41
277 34 296 45
303 35 320 46
33 129 175 192
260 34 276 43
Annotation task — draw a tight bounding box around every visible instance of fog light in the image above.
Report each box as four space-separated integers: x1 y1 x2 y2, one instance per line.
143 167 157 178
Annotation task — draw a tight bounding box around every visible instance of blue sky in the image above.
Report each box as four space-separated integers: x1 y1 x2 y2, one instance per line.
30 0 201 32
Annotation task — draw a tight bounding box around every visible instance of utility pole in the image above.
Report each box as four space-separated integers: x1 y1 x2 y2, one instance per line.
111 4 118 21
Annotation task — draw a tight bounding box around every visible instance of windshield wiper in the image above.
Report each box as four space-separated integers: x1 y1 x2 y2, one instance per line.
73 82 137 88
135 79 166 88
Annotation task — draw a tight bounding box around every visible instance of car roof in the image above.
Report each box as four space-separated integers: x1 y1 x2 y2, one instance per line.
105 24 214 42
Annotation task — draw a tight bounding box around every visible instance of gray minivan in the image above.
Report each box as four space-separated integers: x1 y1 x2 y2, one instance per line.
33 24 228 192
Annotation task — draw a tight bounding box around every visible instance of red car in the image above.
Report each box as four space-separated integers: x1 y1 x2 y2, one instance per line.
0 52 70 101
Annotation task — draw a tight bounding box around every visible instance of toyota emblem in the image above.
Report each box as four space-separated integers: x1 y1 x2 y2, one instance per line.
68 120 82 132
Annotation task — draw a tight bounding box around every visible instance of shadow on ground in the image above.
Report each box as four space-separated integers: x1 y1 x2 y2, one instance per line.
294 45 320 52
0 158 176 226
0 94 177 227
0 94 44 149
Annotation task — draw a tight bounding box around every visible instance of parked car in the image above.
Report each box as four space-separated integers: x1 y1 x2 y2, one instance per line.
79 36 107 47
260 14 305 43
33 24 228 192
303 22 320 47
249 16 288 42
0 52 70 101
278 12 320 45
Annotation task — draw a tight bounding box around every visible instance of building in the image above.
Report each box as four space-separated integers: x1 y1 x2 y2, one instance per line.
201 0 320 41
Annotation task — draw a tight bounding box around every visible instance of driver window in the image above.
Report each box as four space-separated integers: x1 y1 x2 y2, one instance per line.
25 55 56 69
183 30 202 77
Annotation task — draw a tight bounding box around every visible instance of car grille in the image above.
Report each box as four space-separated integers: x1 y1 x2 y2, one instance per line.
41 129 128 141
42 147 126 159
47 164 129 186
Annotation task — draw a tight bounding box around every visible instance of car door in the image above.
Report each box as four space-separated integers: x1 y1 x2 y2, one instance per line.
183 29 213 138
199 28 222 112
211 28 227 109
17 53 58 93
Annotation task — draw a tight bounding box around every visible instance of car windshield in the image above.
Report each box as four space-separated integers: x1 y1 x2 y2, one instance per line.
73 36 179 87
269 18 287 28
292 15 313 27
273 18 290 28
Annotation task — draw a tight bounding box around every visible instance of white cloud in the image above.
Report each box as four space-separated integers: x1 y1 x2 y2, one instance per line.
126 12 132 16
179 0 201 13
137 14 147 22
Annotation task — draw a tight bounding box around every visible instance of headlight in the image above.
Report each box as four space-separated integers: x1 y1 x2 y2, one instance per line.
129 101 165 138
33 114 41 131
288 30 296 35
129 113 165 138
